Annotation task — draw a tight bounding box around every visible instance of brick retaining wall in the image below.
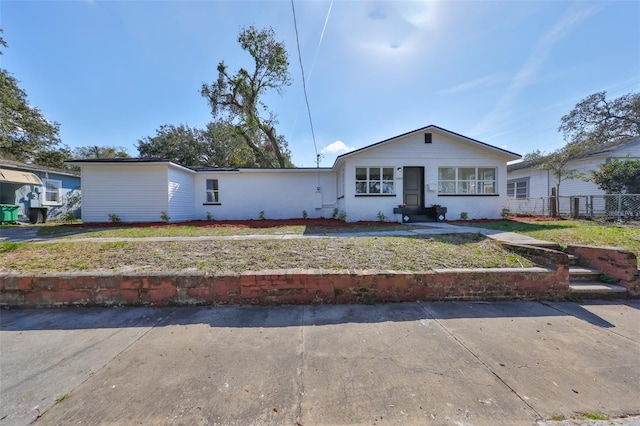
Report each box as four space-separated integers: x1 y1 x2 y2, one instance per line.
1 267 569 308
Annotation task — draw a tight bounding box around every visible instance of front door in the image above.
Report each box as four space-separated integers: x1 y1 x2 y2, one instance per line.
403 167 424 209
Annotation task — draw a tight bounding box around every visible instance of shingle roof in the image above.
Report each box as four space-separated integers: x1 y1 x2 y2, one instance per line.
0 157 80 177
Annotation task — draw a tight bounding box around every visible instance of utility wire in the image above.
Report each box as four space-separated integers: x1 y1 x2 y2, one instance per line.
291 0 320 167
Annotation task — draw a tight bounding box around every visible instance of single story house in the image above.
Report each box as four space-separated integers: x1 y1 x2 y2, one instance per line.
68 125 520 223
507 137 640 199
0 157 81 222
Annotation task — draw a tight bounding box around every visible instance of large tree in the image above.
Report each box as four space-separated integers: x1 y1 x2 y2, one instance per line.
0 29 62 162
137 122 255 167
559 91 640 146
201 26 293 168
74 145 130 159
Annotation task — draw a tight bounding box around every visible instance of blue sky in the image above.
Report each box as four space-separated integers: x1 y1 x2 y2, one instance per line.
2 1 639 167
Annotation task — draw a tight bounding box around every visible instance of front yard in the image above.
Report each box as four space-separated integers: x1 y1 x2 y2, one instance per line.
0 233 531 274
2 218 638 274
464 218 640 264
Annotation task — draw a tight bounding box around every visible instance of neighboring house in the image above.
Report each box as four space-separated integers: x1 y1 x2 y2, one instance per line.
0 158 81 222
507 138 640 199
68 125 520 223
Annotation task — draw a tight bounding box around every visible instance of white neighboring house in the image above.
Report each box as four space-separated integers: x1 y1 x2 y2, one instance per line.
507 138 640 200
68 125 520 223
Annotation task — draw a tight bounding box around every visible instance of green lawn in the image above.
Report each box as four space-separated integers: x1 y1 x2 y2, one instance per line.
467 219 640 264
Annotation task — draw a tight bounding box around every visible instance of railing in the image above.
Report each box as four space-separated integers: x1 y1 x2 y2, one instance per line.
505 194 640 218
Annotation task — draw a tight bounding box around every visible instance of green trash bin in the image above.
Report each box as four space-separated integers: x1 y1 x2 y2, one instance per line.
0 204 20 223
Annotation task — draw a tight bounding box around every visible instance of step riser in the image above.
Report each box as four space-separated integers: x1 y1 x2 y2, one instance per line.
569 273 603 282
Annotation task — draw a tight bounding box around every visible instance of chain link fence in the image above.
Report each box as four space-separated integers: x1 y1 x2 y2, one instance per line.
506 194 640 218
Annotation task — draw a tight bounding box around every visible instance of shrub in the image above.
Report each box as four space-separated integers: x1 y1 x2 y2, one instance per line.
331 207 339 219
337 211 347 221
206 212 213 221
160 211 170 223
62 212 77 224
258 210 265 220
459 212 468 220
377 211 386 222
302 210 308 219
501 207 511 219
108 213 120 223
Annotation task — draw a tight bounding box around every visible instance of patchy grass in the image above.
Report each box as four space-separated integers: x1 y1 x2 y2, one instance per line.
36 222 425 238
0 242 20 253
55 393 71 404
466 219 640 265
0 234 533 274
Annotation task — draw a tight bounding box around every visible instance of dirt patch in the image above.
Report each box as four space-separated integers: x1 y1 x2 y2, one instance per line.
58 218 402 230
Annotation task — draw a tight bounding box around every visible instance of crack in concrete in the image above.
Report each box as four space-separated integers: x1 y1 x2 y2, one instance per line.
418 303 543 421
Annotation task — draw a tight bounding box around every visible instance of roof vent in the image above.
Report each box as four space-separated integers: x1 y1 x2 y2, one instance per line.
424 133 432 144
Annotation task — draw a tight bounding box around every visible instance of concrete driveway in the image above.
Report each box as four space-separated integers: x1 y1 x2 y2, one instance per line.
1 300 639 425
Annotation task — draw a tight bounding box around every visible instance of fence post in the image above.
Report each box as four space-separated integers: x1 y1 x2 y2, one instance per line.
618 194 623 218
550 188 557 217
572 197 579 218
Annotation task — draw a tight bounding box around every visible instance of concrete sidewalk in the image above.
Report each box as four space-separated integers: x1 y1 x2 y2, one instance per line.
0 221 556 247
1 301 639 425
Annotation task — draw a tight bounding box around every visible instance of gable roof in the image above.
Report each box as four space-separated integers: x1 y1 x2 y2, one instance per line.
0 157 80 178
508 137 640 172
333 124 521 167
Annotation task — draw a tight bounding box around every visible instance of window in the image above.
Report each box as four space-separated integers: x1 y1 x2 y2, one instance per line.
205 179 219 203
355 167 394 195
42 179 62 205
438 167 496 195
507 178 529 199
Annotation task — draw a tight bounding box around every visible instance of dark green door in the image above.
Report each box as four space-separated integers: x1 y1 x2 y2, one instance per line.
403 167 424 209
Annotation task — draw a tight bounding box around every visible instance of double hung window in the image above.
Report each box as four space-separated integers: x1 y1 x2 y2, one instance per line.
355 167 394 195
438 167 496 194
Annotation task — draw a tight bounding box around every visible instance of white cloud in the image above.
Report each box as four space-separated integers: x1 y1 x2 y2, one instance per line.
321 140 355 154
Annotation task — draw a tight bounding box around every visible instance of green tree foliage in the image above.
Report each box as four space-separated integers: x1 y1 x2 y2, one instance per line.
137 124 209 166
0 29 62 163
32 146 73 169
136 122 256 167
73 145 130 159
589 155 640 194
201 26 294 168
559 91 640 146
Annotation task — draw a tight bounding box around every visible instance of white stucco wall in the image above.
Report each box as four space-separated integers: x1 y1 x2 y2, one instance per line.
193 169 337 220
168 165 196 222
338 130 517 221
81 163 169 222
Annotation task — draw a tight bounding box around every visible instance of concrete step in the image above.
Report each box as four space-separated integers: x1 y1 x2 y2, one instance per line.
527 241 562 250
402 215 436 223
567 254 579 266
569 282 628 299
569 266 602 281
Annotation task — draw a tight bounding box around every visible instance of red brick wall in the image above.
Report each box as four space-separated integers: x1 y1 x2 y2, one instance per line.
567 245 640 297
0 267 569 308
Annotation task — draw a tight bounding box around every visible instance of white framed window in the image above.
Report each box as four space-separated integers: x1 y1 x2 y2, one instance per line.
438 167 496 194
42 179 62 205
205 179 219 203
355 167 395 195
507 178 529 199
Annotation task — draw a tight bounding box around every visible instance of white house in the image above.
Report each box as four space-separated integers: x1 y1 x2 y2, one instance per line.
507 138 640 199
69 125 520 223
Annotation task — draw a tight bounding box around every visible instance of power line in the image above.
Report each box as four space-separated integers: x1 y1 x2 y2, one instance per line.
291 0 320 167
